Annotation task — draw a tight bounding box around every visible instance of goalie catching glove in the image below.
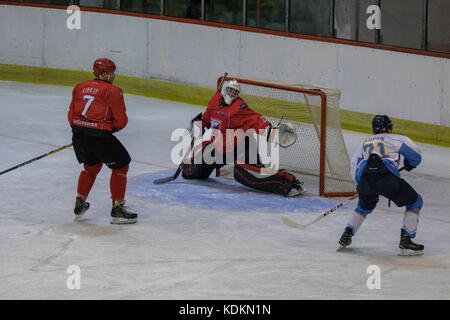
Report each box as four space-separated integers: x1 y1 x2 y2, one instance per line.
267 122 297 148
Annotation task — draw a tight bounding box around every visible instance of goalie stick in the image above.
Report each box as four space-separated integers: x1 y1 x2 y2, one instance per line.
282 167 405 229
152 134 195 184
153 72 228 185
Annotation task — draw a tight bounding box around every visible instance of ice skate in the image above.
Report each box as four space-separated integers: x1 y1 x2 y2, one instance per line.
337 227 353 251
110 201 137 224
398 229 424 256
74 197 90 221
287 178 306 197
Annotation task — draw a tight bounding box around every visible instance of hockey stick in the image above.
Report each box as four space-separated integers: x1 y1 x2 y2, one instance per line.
153 72 228 185
282 166 406 229
281 194 358 230
0 143 73 176
153 135 195 184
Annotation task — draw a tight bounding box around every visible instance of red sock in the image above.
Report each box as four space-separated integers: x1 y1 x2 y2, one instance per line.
110 165 129 202
77 163 103 198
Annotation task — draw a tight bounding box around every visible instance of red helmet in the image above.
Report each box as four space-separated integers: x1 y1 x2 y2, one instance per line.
93 58 116 77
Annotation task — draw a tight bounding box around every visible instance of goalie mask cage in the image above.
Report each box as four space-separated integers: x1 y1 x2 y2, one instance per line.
216 76 356 197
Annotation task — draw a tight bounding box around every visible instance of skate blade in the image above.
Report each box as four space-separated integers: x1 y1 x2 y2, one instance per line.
398 249 424 256
74 214 86 222
74 209 89 221
74 203 89 221
110 217 137 225
336 245 347 252
287 187 307 197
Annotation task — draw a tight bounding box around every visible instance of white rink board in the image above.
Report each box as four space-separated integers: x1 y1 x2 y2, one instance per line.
0 5 44 67
0 4 448 126
43 9 149 79
442 60 450 126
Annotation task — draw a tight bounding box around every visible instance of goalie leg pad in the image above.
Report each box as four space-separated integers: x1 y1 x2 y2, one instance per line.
182 163 216 179
181 140 219 179
233 164 300 196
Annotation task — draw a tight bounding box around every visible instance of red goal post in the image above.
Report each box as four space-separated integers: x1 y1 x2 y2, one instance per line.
216 76 357 197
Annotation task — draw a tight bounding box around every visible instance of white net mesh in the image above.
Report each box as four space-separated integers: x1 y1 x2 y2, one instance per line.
218 77 356 196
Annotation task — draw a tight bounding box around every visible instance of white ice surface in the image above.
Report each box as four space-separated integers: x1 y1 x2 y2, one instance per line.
0 81 449 299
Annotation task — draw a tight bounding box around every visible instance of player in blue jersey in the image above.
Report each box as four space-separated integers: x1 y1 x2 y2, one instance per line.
338 115 424 256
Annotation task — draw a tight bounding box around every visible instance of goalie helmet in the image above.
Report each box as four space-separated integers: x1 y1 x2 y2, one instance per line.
221 80 240 105
372 114 393 134
93 58 116 77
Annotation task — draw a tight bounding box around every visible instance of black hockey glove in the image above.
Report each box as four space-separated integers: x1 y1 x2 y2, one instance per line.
403 159 416 171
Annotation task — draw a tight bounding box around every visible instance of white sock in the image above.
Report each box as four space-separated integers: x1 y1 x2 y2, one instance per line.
403 211 420 237
347 211 366 234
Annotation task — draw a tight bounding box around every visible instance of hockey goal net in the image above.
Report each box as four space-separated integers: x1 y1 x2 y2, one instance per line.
216 76 356 197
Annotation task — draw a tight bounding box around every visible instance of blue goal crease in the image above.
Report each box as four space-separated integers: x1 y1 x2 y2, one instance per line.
128 170 350 213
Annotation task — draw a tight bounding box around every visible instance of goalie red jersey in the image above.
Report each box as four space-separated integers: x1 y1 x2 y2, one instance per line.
68 79 128 132
202 92 271 152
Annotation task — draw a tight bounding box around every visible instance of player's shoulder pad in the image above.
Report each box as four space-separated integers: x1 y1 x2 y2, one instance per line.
387 133 415 145
209 92 222 103
75 80 89 88
110 85 124 96
233 97 245 106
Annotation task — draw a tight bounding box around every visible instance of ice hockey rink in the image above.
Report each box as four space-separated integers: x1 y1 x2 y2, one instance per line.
0 80 449 300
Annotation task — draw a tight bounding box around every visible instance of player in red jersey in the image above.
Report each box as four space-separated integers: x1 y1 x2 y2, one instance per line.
68 58 137 224
182 80 304 196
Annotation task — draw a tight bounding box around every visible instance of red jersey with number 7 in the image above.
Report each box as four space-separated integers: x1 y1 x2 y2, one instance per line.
68 79 128 133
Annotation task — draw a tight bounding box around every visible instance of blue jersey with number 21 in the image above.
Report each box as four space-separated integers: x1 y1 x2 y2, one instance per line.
350 133 422 183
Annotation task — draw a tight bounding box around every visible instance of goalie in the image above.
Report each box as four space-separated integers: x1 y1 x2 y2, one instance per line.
181 80 305 197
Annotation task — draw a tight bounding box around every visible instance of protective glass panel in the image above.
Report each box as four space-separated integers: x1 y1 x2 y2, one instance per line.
165 0 194 18
205 0 243 25
118 0 160 13
246 0 286 31
25 0 74 5
427 0 450 53
185 0 202 19
290 0 333 37
380 0 425 49
335 0 358 40
357 0 379 43
334 0 379 43
78 0 103 8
